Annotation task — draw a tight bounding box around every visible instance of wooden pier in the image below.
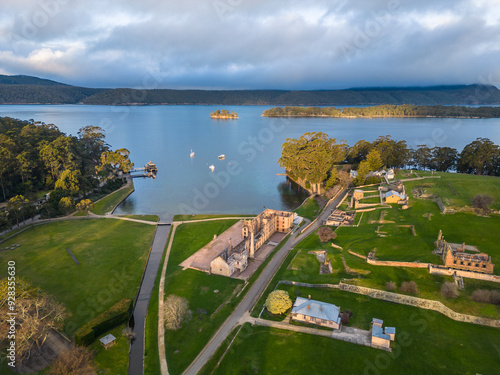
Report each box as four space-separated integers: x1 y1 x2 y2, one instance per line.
131 161 158 179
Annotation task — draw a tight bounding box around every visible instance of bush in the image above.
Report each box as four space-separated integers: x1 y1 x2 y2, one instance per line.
385 281 397 291
50 346 96 375
471 194 494 214
471 289 500 305
400 281 419 295
265 290 293 315
318 227 337 242
441 282 459 299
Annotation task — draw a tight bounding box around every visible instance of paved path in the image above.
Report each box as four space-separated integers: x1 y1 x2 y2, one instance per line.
129 224 171 375
182 190 347 375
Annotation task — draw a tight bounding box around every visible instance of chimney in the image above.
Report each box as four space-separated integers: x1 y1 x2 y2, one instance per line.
320 306 323 311
307 305 311 310
308 295 311 300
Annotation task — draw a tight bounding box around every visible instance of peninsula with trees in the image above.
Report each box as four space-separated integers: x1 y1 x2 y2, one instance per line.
263 104 500 118
210 109 238 119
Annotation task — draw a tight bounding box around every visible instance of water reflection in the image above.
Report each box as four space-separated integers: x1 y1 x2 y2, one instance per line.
277 177 309 211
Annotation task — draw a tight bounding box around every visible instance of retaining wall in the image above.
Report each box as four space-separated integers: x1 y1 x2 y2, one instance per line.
366 259 430 268
277 280 500 328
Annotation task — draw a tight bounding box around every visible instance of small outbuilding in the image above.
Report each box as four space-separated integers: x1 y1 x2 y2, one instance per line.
99 334 117 350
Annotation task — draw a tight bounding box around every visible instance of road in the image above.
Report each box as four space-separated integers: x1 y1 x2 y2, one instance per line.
182 189 347 375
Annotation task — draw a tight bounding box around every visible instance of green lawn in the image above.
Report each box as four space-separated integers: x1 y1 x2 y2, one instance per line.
163 220 244 375
118 214 159 222
0 219 155 335
406 172 500 210
173 214 254 221
294 197 320 221
91 183 134 215
251 221 499 319
214 287 500 375
336 196 500 270
92 324 130 374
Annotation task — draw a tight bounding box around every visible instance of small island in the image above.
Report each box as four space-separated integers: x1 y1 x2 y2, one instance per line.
210 109 239 119
262 104 500 118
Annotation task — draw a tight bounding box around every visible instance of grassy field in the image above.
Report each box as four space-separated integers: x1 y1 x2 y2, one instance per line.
335 195 500 270
163 220 245 375
172 214 254 221
214 287 500 375
118 214 159 222
294 197 320 221
91 183 134 215
91 324 130 374
405 172 500 210
252 222 499 319
0 219 156 335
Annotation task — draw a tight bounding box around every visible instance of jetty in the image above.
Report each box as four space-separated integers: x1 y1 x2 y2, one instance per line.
130 161 158 179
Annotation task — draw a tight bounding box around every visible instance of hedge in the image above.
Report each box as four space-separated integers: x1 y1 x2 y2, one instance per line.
74 298 133 346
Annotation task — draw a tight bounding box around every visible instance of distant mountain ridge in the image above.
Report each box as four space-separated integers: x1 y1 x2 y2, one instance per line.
1 74 499 105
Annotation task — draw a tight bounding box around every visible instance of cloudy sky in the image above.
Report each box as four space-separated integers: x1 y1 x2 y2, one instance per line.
0 0 499 89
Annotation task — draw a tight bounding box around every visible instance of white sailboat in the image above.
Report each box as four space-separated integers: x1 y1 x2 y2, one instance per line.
209 164 215 172
190 149 195 158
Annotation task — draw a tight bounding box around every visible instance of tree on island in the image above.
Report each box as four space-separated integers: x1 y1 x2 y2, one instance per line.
210 109 238 118
265 290 292 315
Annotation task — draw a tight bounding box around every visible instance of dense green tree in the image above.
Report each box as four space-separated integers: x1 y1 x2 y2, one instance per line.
7 195 29 227
413 145 432 170
346 139 373 164
365 149 383 171
279 132 346 192
373 136 410 168
431 147 457 172
0 134 15 200
457 138 499 175
55 169 81 196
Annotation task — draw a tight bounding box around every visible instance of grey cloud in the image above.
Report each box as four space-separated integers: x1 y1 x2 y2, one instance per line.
0 0 499 89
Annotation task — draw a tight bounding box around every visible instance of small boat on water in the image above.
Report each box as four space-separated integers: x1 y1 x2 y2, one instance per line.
218 154 225 160
190 149 195 158
209 165 215 172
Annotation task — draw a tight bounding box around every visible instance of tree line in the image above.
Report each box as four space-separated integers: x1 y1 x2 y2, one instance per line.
279 133 500 190
264 104 500 118
0 116 133 228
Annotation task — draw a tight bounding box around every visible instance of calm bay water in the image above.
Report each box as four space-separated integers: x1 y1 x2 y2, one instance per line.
1 104 499 220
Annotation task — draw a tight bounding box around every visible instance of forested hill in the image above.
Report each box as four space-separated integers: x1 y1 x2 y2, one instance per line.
262 104 500 118
1 74 500 105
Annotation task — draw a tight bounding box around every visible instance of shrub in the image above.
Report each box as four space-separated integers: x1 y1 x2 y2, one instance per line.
441 282 459 299
471 289 500 305
318 227 337 242
471 289 491 304
400 281 419 295
265 290 292 315
471 194 494 214
50 346 96 375
385 281 397 291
